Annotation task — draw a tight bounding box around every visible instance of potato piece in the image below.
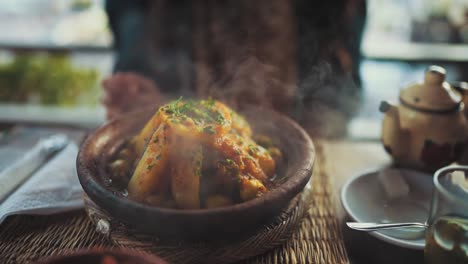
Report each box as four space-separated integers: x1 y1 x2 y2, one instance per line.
212 134 243 158
163 99 234 143
205 195 233 208
128 124 170 201
170 136 202 209
133 109 169 156
251 146 276 177
243 137 279 179
213 134 269 183
242 157 268 183
256 155 275 177
239 175 267 201
267 147 282 163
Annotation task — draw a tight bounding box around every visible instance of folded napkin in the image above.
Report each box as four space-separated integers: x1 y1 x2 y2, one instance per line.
0 143 83 224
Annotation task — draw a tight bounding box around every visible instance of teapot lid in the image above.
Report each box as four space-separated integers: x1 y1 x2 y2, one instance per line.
400 65 462 112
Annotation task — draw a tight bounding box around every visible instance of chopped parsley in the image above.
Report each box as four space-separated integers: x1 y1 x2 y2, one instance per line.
170 118 181 124
203 126 215 135
162 98 228 130
216 112 225 125
205 97 215 107
147 163 156 170
248 145 257 155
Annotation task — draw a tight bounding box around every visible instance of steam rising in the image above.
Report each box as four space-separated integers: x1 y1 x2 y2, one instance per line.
196 56 296 112
194 55 359 137
144 0 361 137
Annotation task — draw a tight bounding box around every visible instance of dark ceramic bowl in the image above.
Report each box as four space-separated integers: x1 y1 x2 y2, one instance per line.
35 249 167 264
77 106 314 241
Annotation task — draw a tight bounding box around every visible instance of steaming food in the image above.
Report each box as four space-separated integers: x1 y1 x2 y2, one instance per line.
108 98 282 209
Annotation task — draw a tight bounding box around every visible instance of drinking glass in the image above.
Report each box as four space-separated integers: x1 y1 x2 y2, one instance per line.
425 165 468 264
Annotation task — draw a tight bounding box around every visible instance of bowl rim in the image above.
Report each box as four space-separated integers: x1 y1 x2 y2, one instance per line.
77 106 315 217
35 248 167 264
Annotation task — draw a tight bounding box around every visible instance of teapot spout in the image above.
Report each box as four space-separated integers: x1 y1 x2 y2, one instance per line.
379 101 395 113
380 101 410 162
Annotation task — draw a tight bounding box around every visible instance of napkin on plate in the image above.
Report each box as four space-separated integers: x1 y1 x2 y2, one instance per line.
0 143 84 224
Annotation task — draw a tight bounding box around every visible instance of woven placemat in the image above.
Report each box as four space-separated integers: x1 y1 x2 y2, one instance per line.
0 142 348 264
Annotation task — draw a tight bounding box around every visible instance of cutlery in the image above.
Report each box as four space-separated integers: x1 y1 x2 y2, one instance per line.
0 134 69 202
347 222 428 231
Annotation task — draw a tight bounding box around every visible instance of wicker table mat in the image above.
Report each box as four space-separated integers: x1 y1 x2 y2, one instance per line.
0 142 348 264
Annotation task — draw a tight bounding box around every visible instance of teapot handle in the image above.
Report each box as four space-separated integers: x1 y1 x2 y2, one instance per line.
451 81 468 92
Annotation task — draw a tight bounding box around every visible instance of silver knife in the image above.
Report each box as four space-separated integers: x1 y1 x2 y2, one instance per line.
0 134 69 202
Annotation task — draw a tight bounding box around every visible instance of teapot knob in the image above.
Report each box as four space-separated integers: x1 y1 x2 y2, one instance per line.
425 65 446 85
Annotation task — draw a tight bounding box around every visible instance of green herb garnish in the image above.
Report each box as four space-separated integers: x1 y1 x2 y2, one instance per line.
205 97 215 107
248 145 257 155
216 112 225 125
203 126 215 135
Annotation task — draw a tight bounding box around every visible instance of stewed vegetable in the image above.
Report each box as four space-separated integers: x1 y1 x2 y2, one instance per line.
109 98 282 209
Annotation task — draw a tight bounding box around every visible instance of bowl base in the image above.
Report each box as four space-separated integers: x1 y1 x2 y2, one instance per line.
83 182 312 264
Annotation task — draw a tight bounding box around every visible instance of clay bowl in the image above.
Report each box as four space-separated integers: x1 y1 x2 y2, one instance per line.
77 105 315 241
35 249 167 264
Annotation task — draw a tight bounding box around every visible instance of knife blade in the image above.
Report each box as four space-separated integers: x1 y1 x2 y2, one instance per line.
0 134 69 203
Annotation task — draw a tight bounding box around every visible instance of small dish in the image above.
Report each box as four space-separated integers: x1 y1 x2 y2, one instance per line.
341 168 433 250
77 105 315 241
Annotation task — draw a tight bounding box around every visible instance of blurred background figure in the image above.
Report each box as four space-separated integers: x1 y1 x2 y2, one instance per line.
0 0 467 138
102 0 367 136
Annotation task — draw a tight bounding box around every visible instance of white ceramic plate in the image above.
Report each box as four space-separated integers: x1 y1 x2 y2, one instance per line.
341 168 433 250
